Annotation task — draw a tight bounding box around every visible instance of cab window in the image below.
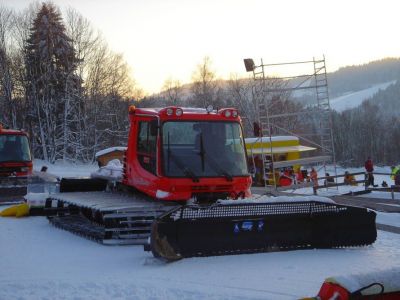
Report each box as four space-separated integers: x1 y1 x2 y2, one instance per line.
137 120 157 175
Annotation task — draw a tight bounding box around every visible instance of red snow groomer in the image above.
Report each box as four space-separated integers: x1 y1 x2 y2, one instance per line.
46 106 377 260
122 106 252 201
0 125 32 201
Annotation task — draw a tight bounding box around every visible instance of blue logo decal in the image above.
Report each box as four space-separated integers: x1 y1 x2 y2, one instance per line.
234 223 240 234
257 221 264 232
241 221 253 231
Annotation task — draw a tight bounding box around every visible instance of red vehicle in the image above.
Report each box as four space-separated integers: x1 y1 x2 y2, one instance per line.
122 106 251 201
0 125 32 200
46 106 376 261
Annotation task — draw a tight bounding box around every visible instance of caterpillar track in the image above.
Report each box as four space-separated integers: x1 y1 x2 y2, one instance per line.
45 190 178 245
0 176 28 203
43 179 376 261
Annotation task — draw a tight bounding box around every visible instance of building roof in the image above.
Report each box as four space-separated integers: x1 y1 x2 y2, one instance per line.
247 145 316 155
95 147 127 158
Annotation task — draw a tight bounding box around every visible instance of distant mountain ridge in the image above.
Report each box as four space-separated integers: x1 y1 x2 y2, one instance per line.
147 57 400 115
328 57 400 97
329 80 396 112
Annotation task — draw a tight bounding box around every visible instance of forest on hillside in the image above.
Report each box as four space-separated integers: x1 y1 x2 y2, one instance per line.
332 80 400 166
0 2 399 166
328 58 400 97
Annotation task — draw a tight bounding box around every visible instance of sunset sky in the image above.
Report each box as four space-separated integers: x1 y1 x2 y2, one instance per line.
9 0 400 94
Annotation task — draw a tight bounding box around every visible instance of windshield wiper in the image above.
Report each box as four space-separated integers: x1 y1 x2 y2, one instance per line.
219 169 233 182
199 133 205 172
208 157 233 182
183 168 200 183
169 152 199 183
198 134 233 182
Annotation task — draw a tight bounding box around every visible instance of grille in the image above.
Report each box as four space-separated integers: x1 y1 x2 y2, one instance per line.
191 185 232 192
0 166 22 176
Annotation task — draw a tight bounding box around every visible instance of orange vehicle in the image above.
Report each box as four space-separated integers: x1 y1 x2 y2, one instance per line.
0 124 32 201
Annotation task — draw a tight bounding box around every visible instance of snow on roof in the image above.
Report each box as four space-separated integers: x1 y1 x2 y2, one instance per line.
218 195 334 205
95 147 127 158
135 107 225 115
329 268 400 294
247 145 316 154
245 136 299 144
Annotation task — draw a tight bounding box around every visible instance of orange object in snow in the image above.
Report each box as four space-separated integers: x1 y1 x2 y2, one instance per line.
305 269 400 300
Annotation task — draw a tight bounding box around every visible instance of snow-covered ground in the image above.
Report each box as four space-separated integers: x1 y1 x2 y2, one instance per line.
1 162 400 299
330 81 396 112
0 214 399 300
33 159 98 178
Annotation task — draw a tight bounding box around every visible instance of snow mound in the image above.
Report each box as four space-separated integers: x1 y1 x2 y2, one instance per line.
219 195 334 205
91 159 123 181
32 170 59 183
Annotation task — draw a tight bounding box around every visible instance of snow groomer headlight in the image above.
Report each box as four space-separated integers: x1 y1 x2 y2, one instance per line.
175 108 183 116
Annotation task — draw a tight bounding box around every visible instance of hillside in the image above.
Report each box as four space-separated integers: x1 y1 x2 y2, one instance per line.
151 57 400 113
329 80 396 112
328 57 400 97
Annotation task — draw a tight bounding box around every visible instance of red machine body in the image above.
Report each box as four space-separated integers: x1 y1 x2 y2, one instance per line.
122 106 252 201
0 125 32 178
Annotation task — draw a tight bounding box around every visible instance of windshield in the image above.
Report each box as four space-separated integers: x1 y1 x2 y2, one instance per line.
0 135 31 162
162 121 248 178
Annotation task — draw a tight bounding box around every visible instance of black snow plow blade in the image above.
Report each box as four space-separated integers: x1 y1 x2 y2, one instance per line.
149 200 377 261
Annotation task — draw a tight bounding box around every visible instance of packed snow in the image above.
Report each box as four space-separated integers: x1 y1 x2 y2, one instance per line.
1 213 399 300
33 159 98 178
91 159 123 181
1 162 400 299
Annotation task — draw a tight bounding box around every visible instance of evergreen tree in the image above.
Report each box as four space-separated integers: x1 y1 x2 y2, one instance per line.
25 3 81 162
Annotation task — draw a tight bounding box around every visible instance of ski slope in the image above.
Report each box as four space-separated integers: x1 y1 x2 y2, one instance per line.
330 81 396 112
1 163 400 299
1 215 399 300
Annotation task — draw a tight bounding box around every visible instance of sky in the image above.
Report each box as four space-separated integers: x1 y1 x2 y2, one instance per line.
7 0 400 94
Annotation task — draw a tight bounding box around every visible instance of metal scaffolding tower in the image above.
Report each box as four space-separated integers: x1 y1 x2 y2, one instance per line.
243 56 337 189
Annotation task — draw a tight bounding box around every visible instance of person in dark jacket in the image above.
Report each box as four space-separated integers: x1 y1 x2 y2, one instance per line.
364 157 375 187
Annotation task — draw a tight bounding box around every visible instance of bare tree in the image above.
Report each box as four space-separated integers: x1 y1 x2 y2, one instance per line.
190 56 217 107
65 8 137 161
162 77 182 105
226 74 254 134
